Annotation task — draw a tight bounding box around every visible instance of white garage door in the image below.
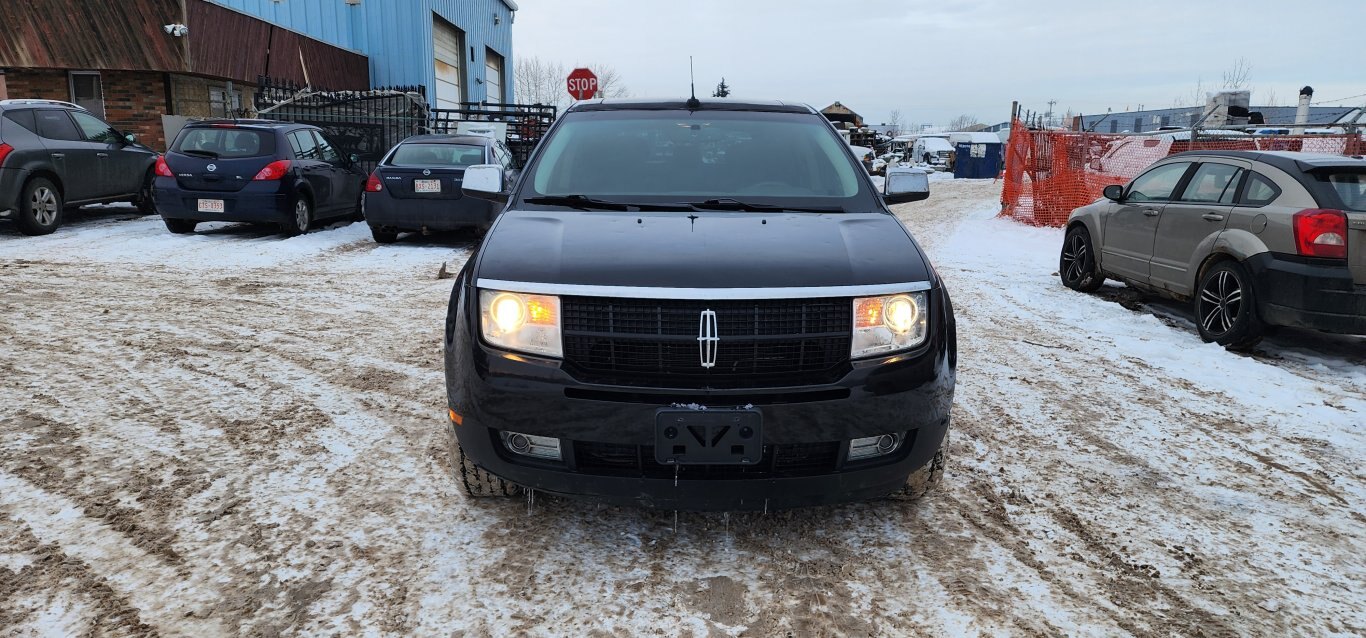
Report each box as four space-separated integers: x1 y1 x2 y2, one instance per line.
433 17 464 109
485 49 504 105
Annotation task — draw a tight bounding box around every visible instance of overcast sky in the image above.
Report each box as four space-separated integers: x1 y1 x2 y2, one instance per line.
512 0 1365 127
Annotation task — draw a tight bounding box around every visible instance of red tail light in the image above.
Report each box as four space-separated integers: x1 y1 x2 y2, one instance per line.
154 155 173 177
253 159 292 181
0 143 13 168
1293 209 1348 259
365 171 383 192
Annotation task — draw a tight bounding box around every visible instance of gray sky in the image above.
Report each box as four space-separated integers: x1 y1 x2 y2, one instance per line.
512 0 1365 127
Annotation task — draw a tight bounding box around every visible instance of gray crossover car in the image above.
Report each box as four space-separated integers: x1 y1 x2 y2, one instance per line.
1061 150 1365 347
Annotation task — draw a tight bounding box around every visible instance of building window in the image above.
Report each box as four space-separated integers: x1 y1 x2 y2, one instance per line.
485 48 504 105
1109 119 1118 133
1132 117 1141 133
69 72 104 119
209 86 242 118
1160 115 1170 127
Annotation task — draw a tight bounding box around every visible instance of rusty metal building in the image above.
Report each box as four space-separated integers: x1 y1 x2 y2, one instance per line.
0 0 370 150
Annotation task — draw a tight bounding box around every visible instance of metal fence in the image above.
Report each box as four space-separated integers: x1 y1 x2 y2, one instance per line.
252 77 557 173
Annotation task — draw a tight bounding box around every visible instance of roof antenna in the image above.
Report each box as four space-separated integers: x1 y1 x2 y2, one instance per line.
686 56 701 109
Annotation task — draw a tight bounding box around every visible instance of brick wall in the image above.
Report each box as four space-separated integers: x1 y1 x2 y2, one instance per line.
2 69 171 151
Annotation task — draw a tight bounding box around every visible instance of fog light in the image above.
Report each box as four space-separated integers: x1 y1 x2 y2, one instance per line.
500 431 562 460
848 433 902 461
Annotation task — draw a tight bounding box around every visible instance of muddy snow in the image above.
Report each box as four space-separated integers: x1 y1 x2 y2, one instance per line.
1 181 1362 636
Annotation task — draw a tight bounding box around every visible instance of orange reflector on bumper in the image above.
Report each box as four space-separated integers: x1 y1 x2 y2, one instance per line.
448 409 463 425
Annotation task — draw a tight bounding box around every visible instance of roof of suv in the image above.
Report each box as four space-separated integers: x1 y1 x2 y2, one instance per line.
0 99 85 111
567 97 816 114
400 134 496 146
1167 150 1366 174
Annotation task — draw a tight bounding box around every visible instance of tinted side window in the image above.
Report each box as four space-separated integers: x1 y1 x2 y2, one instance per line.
34 110 82 141
290 131 320 160
1127 162 1191 202
1239 172 1281 207
3 109 39 135
311 131 340 163
1179 163 1242 203
70 111 119 143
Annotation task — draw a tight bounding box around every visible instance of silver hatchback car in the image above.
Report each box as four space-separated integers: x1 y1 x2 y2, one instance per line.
1060 151 1366 347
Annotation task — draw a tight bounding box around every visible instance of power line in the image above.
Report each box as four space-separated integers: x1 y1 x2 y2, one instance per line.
1313 92 1366 105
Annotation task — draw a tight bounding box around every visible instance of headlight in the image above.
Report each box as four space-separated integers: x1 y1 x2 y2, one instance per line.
852 292 928 358
479 290 562 358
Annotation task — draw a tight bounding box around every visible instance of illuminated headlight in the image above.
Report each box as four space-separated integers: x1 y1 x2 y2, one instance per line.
479 290 562 358
851 292 928 358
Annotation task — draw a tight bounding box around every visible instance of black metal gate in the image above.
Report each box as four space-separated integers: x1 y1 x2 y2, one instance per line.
253 77 557 173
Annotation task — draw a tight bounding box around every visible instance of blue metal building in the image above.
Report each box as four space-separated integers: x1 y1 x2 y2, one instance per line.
208 0 516 105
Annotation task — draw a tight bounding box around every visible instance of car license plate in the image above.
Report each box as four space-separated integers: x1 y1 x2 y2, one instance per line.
197 199 224 213
655 409 762 465
414 179 441 193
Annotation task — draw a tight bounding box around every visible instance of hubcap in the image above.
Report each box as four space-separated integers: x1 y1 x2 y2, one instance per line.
1061 234 1088 282
31 187 58 226
295 200 309 230
1199 270 1243 336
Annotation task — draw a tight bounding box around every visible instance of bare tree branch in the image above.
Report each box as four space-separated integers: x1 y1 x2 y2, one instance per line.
947 114 979 131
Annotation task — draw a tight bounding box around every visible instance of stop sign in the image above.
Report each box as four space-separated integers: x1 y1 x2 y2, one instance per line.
566 68 599 100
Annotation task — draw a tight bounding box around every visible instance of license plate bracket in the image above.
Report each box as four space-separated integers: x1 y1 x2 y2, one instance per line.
197 199 224 213
654 409 762 465
414 179 441 193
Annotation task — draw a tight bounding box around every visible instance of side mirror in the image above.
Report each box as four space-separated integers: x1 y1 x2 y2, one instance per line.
462 164 509 204
883 166 930 204
1103 184 1125 201
348 153 360 165
123 132 136 144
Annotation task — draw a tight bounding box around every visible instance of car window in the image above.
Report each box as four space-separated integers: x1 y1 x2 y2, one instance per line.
290 131 321 160
389 143 487 167
1239 172 1281 207
70 111 120 143
497 142 515 169
311 131 340 163
34 110 83 142
1126 162 1191 202
1179 163 1242 203
1323 172 1366 212
173 128 273 158
1218 169 1245 204
3 109 39 135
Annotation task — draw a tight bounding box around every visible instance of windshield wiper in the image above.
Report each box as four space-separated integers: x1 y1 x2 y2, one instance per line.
686 198 846 214
524 195 690 212
180 149 220 159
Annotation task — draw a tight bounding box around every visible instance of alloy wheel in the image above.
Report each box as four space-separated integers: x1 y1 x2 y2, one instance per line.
1061 234 1089 283
1199 270 1243 336
295 200 310 231
31 187 59 226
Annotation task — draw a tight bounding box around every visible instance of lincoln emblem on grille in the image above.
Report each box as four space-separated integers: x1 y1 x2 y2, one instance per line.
697 309 719 369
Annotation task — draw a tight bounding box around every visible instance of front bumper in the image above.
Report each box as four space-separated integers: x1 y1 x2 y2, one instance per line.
153 178 290 223
363 192 496 232
1246 252 1366 335
444 280 957 511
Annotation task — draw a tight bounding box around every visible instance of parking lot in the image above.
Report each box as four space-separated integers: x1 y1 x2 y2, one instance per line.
1 178 1362 635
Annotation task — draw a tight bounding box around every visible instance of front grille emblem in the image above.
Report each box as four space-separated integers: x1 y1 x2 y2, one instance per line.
697 309 719 369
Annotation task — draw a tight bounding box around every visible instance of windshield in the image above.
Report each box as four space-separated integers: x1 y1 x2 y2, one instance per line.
389 143 486 167
520 110 874 210
173 128 274 158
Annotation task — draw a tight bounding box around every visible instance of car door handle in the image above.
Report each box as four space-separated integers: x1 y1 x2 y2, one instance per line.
1202 213 1224 221
96 152 109 158
1143 209 1160 217
50 153 65 159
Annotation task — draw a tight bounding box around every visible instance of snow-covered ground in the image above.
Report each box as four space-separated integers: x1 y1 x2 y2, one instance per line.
1 182 1362 636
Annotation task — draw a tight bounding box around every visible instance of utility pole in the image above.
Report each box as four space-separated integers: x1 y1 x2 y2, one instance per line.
1046 99 1057 127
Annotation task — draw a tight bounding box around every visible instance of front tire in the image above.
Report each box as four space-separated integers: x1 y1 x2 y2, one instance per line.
280 196 313 236
446 426 521 498
135 169 156 214
370 226 398 244
163 218 197 234
1194 260 1263 349
889 445 946 501
1059 225 1104 292
16 178 63 236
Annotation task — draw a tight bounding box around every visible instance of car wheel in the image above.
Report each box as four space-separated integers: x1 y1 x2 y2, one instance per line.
16 178 63 236
281 196 312 236
1059 225 1104 292
370 225 398 244
446 424 520 498
350 193 366 222
1195 260 1263 349
135 168 156 214
163 218 197 234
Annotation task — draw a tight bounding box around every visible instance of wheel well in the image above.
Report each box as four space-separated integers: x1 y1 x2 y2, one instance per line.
25 170 63 197
1195 252 1237 287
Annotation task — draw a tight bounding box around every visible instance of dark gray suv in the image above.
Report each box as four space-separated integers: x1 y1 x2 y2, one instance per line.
0 99 157 235
1061 150 1366 347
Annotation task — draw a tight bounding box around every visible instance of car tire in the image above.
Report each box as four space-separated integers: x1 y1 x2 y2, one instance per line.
281 195 313 236
1059 225 1104 292
15 178 64 236
370 226 398 244
350 194 366 222
888 445 946 501
446 425 521 498
1194 260 1263 349
135 168 156 215
163 218 197 234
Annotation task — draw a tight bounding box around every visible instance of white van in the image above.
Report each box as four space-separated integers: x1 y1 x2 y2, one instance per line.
912 137 954 167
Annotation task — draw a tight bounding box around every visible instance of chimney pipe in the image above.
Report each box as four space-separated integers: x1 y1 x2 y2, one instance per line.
1295 85 1313 131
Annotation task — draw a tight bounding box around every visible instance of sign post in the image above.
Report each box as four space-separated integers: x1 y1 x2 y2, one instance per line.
566 68 599 101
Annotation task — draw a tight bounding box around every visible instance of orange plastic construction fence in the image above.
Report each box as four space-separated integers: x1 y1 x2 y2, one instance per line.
999 118 1366 227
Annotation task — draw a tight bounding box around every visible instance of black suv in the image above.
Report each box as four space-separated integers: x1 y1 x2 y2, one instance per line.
154 120 365 235
0 99 157 235
443 98 954 511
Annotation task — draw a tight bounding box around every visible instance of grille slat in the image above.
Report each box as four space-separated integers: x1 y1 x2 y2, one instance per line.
562 296 852 389
575 442 842 478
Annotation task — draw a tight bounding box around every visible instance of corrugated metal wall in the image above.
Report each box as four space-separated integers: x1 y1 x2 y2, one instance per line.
207 0 514 103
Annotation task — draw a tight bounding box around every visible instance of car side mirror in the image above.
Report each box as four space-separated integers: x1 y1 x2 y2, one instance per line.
882 166 930 204
462 164 509 204
1103 184 1125 202
123 132 136 144
348 153 360 165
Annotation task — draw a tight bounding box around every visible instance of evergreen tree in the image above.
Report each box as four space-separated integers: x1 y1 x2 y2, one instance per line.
712 78 731 98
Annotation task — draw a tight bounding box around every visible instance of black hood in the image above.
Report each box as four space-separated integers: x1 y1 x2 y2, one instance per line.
475 209 931 289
